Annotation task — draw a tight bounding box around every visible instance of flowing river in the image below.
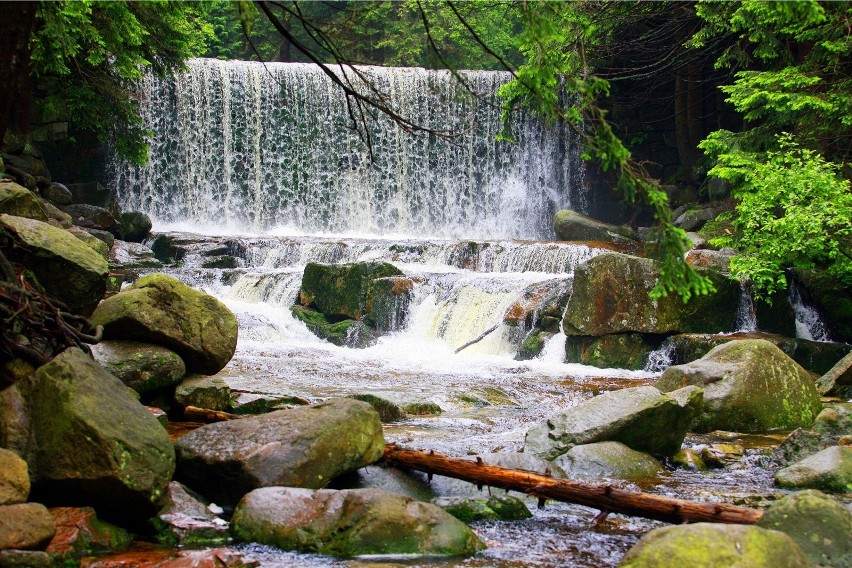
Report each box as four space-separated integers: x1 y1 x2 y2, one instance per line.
108 59 786 566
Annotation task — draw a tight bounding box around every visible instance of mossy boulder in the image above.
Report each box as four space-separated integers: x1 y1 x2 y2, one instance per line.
0 214 108 315
174 375 231 411
0 181 48 221
90 340 185 395
437 494 531 523
90 273 238 375
563 253 739 336
553 209 637 243
619 523 812 568
349 394 404 422
0 449 29 506
656 339 822 433
299 261 403 321
757 490 852 567
174 398 385 507
232 487 485 557
118 211 152 243
291 306 377 348
565 333 659 370
365 276 414 332
67 226 110 259
25 348 175 526
775 446 852 493
525 386 699 460
554 441 665 481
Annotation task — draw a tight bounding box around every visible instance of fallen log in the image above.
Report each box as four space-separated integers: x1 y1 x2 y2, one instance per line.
455 324 500 354
183 406 241 423
382 444 762 526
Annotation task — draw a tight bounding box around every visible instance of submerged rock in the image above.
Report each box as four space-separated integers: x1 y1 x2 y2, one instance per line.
618 523 812 568
90 340 185 395
563 253 739 336
437 494 531 523
0 214 108 315
175 398 384 506
525 386 698 460
656 339 822 433
553 209 637 243
554 441 665 481
565 333 659 370
232 487 485 557
775 446 852 493
291 306 378 348
90 273 238 375
756 490 852 567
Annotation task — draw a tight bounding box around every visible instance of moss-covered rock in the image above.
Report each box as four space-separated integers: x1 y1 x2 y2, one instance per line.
554 441 665 481
816 352 852 396
403 402 443 416
175 398 384 507
656 339 823 433
438 494 532 523
0 181 48 221
553 210 637 243
90 273 238 374
67 226 110 259
775 446 852 493
0 214 108 315
300 261 403 321
174 375 230 411
232 487 485 557
291 305 377 348
25 349 175 526
619 523 812 567
565 333 660 370
365 276 414 332
525 386 697 460
349 394 404 422
90 340 185 395
517 330 553 360
0 449 29 506
757 490 852 567
39 199 72 229
563 253 739 336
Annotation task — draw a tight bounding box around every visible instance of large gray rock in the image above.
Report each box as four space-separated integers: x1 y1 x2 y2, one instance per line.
90 340 186 394
118 211 152 243
554 441 665 481
174 375 230 411
816 351 852 396
0 503 56 551
108 240 162 270
0 449 29 506
563 253 740 336
524 386 699 460
775 446 852 493
90 273 238 375
553 209 637 243
0 214 108 315
175 398 385 506
619 523 812 568
60 203 117 232
657 339 822 433
0 181 47 221
24 349 175 525
757 490 852 567
232 487 485 557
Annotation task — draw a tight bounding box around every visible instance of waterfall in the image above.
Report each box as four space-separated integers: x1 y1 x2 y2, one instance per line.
108 59 585 240
735 280 758 332
789 283 831 342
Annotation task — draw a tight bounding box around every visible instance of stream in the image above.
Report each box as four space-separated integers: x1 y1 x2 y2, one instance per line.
149 229 785 568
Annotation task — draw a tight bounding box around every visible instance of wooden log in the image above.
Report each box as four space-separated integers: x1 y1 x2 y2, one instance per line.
455 324 500 354
183 406 241 423
382 444 763 526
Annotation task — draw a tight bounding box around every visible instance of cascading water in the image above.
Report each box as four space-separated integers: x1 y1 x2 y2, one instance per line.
108 59 585 239
789 283 832 342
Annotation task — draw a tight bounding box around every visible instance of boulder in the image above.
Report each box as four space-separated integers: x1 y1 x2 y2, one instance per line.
66 226 110 259
618 523 812 568
174 398 384 506
698 443 745 468
174 376 230 411
84 228 115 250
299 261 403 321
108 240 162 270
64 182 120 220
25 349 175 525
504 279 573 332
349 393 404 422
42 182 73 206
0 181 48 221
90 340 186 395
436 494 531 523
90 273 238 375
773 428 834 469
229 392 308 415
60 204 117 232
118 211 152 242
39 200 72 229
673 206 719 232
665 332 850 376
291 306 378 348
756 490 852 567
554 441 665 481
365 276 414 332
563 253 740 336
46 507 130 556
0 503 56 551
553 209 637 243
232 487 485 557
524 386 699 460
656 339 822 433
816 351 852 396
775 446 852 493
152 482 229 547
565 333 659 370
0 214 108 315
0 448 29 506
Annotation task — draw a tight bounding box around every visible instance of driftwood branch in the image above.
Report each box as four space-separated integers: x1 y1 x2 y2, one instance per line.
382 444 762 525
183 406 241 423
455 324 500 354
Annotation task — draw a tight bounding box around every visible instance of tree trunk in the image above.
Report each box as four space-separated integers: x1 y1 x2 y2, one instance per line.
0 2 38 146
383 444 763 525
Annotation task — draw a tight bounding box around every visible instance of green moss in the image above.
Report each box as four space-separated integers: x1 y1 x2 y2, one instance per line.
349 394 404 423
402 402 442 416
